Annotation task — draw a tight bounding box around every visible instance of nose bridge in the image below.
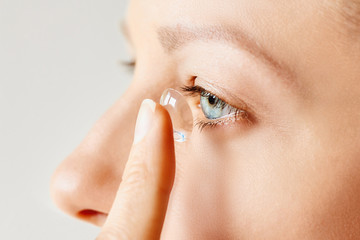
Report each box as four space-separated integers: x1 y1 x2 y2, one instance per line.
50 82 155 225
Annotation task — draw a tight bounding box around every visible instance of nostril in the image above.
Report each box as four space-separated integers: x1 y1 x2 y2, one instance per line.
77 209 108 226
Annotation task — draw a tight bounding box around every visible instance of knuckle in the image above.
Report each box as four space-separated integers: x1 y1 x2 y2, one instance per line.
122 158 149 185
122 146 152 186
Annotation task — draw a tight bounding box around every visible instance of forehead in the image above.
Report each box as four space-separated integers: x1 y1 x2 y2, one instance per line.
134 0 331 22
128 0 353 64
127 0 360 100
131 0 359 36
129 0 351 43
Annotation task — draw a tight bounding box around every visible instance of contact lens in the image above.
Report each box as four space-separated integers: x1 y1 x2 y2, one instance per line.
160 88 193 142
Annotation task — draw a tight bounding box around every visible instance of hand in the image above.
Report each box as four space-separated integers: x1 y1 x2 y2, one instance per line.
97 99 175 240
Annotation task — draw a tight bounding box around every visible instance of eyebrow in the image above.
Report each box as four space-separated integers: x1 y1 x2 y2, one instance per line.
157 25 295 82
339 0 360 36
121 21 298 91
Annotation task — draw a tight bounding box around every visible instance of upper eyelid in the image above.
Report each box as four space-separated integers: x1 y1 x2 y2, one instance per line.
181 84 259 123
191 90 253 131
181 85 248 111
181 85 204 95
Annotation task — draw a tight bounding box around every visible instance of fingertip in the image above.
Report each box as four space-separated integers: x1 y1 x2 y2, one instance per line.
97 100 176 240
147 102 176 193
154 103 174 137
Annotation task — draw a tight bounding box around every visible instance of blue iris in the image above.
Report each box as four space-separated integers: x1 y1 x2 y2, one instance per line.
200 91 236 119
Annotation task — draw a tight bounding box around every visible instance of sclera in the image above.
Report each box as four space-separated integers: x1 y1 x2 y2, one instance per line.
160 88 193 142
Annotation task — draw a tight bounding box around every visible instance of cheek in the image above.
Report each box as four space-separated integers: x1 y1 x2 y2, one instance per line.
231 128 360 238
162 132 240 239
165 123 360 239
235 130 360 238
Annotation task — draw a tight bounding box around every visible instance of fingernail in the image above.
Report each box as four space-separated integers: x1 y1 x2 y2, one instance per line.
133 99 156 144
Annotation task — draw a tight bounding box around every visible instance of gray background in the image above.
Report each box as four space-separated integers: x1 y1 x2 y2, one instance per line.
0 0 132 239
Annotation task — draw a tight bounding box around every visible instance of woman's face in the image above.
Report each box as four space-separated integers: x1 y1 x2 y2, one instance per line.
51 0 360 238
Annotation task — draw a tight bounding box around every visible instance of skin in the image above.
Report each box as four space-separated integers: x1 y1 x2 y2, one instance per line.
51 0 360 239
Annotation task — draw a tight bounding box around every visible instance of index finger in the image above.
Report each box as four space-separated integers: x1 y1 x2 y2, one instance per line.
97 100 175 240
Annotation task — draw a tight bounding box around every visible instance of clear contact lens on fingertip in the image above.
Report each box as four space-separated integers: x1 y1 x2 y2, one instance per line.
160 88 193 143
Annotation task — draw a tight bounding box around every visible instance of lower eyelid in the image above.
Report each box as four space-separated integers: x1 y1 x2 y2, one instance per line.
192 106 252 132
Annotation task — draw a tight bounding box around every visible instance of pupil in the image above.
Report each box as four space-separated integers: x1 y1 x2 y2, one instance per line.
208 95 216 105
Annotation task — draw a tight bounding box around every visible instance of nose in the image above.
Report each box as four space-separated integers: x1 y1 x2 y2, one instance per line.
50 89 143 226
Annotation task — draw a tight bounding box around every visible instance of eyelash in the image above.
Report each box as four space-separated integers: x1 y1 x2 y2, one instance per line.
181 85 251 130
121 60 136 70
119 60 251 130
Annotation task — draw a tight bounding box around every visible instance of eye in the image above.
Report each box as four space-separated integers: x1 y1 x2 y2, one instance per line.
200 91 239 119
181 85 251 130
